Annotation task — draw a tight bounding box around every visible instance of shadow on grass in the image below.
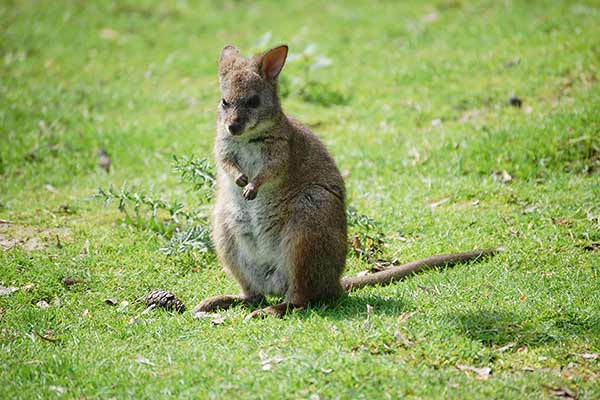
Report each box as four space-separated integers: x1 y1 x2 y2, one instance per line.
303 293 414 321
445 310 600 348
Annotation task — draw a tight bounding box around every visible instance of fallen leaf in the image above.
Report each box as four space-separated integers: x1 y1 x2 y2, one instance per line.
517 346 529 353
552 218 572 226
193 311 220 319
398 312 415 323
542 385 576 399
578 353 599 360
36 300 50 309
104 298 117 306
519 294 527 301
522 366 535 372
44 184 58 193
394 331 413 347
63 277 85 286
455 364 492 379
49 385 67 395
0 286 18 296
427 198 449 210
491 170 513 184
320 368 333 374
21 282 34 291
35 330 59 343
134 355 156 367
496 343 515 353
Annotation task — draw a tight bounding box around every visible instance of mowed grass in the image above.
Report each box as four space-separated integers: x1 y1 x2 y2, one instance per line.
1 0 599 398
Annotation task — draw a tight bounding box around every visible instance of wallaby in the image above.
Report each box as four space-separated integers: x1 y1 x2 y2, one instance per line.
193 44 498 319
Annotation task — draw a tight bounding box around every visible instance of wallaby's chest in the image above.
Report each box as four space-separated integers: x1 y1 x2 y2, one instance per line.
228 141 267 181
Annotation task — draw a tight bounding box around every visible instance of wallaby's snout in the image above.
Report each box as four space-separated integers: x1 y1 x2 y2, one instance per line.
228 120 243 135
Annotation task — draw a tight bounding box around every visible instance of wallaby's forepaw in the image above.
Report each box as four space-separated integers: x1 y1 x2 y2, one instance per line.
235 173 248 187
193 295 241 313
242 183 258 200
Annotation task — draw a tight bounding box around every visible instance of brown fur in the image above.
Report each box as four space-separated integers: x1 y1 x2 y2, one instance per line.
193 45 498 319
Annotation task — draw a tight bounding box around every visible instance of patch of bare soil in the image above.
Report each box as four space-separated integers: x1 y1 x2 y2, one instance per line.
0 222 70 252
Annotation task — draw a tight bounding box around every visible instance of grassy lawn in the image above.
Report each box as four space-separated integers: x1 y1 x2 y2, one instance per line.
1 0 599 398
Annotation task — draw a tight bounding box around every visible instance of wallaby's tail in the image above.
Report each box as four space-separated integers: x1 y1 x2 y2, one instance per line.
341 248 500 292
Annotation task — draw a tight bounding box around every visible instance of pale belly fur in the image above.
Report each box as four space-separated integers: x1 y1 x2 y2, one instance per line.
220 178 290 297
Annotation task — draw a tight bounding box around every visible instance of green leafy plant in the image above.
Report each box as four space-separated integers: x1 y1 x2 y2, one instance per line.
96 155 216 254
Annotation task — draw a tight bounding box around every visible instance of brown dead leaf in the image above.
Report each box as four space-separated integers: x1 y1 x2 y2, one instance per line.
519 294 527 301
542 385 576 399
455 364 492 380
517 345 529 353
63 277 85 286
552 218 572 226
35 330 59 343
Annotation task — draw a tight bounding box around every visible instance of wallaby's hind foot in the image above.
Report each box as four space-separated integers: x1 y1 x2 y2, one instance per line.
193 294 264 313
244 303 305 320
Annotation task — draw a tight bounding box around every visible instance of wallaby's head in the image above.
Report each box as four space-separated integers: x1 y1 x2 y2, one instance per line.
217 44 288 136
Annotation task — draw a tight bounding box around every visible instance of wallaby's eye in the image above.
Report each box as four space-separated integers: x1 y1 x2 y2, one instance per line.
221 98 230 108
245 95 260 108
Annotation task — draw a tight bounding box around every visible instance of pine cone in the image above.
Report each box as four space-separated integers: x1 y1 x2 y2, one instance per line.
144 289 186 313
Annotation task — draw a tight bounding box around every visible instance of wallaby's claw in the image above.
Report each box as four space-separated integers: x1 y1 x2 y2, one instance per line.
242 183 257 200
235 173 248 187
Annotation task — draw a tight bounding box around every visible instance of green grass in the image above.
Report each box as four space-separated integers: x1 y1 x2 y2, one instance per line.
1 0 599 398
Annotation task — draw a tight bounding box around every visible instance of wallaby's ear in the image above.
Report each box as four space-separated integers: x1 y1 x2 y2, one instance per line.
260 45 288 80
218 45 240 76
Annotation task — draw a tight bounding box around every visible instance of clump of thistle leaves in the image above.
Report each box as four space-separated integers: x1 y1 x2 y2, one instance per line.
96 155 215 255
347 206 387 263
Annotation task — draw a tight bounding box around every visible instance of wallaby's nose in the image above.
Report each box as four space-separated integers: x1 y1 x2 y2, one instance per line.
228 122 243 135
